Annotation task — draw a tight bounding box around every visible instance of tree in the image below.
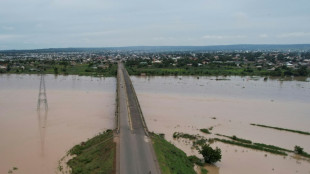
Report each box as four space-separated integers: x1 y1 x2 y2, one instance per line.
53 67 59 74
294 146 304 154
199 144 221 164
297 66 308 76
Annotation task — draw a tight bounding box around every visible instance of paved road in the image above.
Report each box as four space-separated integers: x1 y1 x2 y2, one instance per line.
118 62 160 174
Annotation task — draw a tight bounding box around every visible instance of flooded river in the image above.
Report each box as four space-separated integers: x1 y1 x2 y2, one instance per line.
132 76 310 174
0 74 115 174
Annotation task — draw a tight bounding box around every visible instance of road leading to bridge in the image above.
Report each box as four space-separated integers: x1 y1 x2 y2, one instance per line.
117 62 160 174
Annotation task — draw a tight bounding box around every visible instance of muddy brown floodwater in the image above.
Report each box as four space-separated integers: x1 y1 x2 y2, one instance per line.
132 76 310 174
0 74 115 174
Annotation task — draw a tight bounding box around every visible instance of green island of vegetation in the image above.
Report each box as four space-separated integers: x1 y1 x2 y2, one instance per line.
250 123 310 135
65 130 115 174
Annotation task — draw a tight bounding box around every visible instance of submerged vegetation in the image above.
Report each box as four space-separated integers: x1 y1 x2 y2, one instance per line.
173 132 208 150
188 155 204 166
294 146 310 158
214 133 291 156
151 133 196 174
250 123 310 135
200 128 212 134
215 134 252 144
173 132 198 140
214 138 288 156
215 134 310 159
66 130 115 174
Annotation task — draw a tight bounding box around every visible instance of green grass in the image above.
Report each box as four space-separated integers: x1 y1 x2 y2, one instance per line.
188 155 204 166
67 130 115 174
250 123 310 135
151 133 196 174
215 134 252 144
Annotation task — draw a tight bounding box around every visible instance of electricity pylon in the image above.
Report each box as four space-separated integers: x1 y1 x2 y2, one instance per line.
37 74 48 111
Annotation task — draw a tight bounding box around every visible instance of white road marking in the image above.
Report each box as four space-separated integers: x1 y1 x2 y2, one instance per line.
144 136 150 143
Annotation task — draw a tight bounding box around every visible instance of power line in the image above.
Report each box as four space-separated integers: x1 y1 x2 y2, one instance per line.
37 74 48 111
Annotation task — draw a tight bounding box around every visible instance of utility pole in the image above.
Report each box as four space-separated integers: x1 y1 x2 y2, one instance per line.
37 74 48 111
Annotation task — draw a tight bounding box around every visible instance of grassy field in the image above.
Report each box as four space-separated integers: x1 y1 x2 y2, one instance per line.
151 133 196 174
250 123 310 135
66 130 115 174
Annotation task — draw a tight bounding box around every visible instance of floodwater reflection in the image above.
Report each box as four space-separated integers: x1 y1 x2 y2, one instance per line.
37 109 48 156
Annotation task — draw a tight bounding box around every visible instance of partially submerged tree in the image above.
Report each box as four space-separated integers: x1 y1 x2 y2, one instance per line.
199 144 222 164
294 145 304 154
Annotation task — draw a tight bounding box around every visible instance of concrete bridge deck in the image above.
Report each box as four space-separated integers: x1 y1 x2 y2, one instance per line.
116 62 160 174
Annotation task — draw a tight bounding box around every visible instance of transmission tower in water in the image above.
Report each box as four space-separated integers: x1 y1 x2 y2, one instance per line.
37 74 48 111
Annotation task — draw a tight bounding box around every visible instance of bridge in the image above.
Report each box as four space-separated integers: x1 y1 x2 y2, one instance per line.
115 62 161 174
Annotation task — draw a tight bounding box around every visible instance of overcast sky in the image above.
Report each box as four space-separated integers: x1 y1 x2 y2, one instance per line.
0 0 310 50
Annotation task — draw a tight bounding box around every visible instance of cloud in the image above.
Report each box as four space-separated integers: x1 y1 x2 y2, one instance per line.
277 32 310 38
152 37 175 41
2 26 15 31
259 34 268 38
234 12 249 21
0 34 24 41
202 35 246 40
1 0 310 49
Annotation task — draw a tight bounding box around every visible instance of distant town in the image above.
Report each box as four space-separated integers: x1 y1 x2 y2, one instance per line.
0 45 310 77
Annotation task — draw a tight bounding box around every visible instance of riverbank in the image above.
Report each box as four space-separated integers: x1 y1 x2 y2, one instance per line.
150 133 197 174
125 64 310 78
1 63 117 77
61 130 115 174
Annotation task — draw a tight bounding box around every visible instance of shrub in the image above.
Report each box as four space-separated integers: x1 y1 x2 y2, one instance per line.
200 129 211 134
188 155 204 166
199 144 222 164
294 146 304 154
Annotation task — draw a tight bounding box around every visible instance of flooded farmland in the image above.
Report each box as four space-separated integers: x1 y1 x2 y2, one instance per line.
132 76 310 174
0 74 115 174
